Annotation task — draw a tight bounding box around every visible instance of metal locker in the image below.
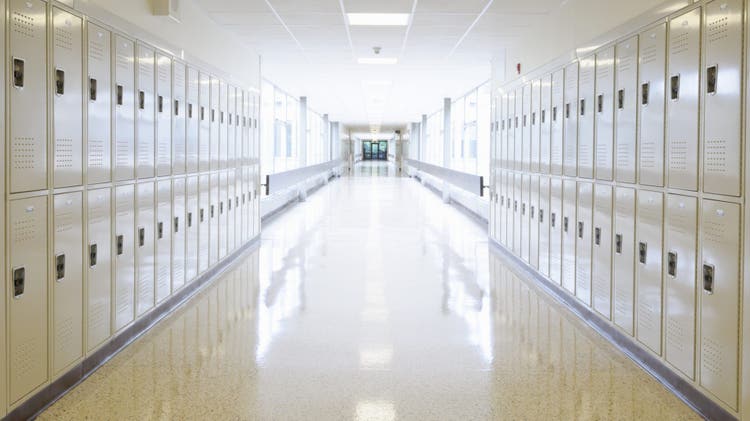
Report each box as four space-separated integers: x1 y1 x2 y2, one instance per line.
638 24 667 187
156 180 172 303
529 175 540 269
186 175 199 280
86 187 111 351
521 174 530 262
219 81 228 169
156 53 172 176
172 61 186 175
550 69 564 175
563 62 578 177
635 190 663 354
210 172 219 265
700 199 740 408
219 171 228 259
506 91 515 170
521 84 531 172
667 8 701 191
8 196 48 403
228 86 237 170
244 90 253 167
9 0 47 193
513 173 522 256
198 72 210 172
592 184 613 319
52 191 83 374
86 24 112 184
703 0 743 196
186 67 199 173
113 35 135 181
530 80 541 173
540 75 552 174
136 182 155 316
114 184 135 331
499 93 508 169
549 178 563 284
228 169 236 252
613 187 635 334
561 179 577 294
664 194 697 378
578 56 595 178
198 175 210 272
172 177 186 291
210 77 220 171
505 171 514 247
614 37 638 183
498 171 507 246
136 44 155 179
52 8 83 188
575 182 593 305
595 46 615 181
538 176 550 277
240 166 249 244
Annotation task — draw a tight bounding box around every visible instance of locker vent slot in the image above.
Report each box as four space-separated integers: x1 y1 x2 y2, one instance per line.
12 137 38 170
671 30 690 55
12 10 35 37
667 251 677 277
708 15 730 43
670 75 680 100
701 337 725 380
579 99 585 116
638 242 647 264
138 90 145 109
578 222 584 239
138 227 145 247
594 227 601 245
55 138 74 168
116 234 124 255
89 140 105 168
56 254 66 281
174 216 179 233
157 222 164 239
89 243 98 267
615 234 623 254
597 94 603 113
89 78 98 101
706 65 717 95
55 69 65 95
617 89 624 109
89 38 105 61
705 139 727 174
669 140 688 170
641 83 649 105
702 264 714 294
116 85 123 105
158 95 164 113
55 26 73 50
13 267 25 298
13 58 24 88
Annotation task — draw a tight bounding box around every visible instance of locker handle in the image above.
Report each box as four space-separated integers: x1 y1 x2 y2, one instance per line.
552 106 557 122
500 195 505 206
615 234 623 254
638 242 647 264
200 106 205 121
158 95 164 113
12 58 24 88
174 99 180 116
138 91 145 110
188 103 193 118
220 202 224 214
706 65 717 95
211 109 215 122
89 243 98 267
89 78 98 101
617 89 624 110
577 222 584 239
530 206 535 219
221 111 225 124
174 216 180 233
531 112 536 125
55 69 65 95
116 85 123 106
579 99 585 116
551 212 556 228
13 267 25 298
539 209 544 224
563 216 569 233
242 116 247 127
242 193 246 204
514 116 518 128
541 110 546 124
594 227 601 245
521 203 526 215
188 212 193 227
597 94 603 113
235 196 239 207
667 251 677 277
229 114 232 125
670 75 680 100
228 200 232 211
55 253 66 281
138 227 145 247
565 103 570 119
523 115 527 127
199 208 204 222
210 205 215 218
702 263 715 294
641 82 649 106
513 200 518 212
158 222 164 239
116 235 124 255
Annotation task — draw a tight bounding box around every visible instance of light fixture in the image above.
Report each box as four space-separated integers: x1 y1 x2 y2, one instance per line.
358 57 398 65
347 13 410 26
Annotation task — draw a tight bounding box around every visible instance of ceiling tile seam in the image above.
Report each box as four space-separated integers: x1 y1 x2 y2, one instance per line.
337 0 356 61
399 0 419 58
263 0 310 62
446 0 495 59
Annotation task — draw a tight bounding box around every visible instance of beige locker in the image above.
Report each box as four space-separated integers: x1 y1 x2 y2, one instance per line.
210 77 220 171
575 182 593 306
114 184 135 331
530 80 541 173
156 53 172 177
198 175 210 272
86 187 111 351
186 66 199 173
550 69 564 175
635 190 663 354
219 81 228 169
156 180 172 303
578 56 595 178
136 44 155 179
86 24 112 184
561 180 577 294
521 84 531 172
136 182 155 316
529 175 539 269
563 62 578 177
638 24 667 187
595 46 615 181
172 61 186 175
700 199 740 409
614 36 638 183
538 176 550 277
521 174 530 262
52 8 83 188
113 35 135 181
210 173 220 265
9 196 48 403
172 177 186 291
613 187 635 335
549 178 563 284
219 171 228 259
540 75 552 174
186 175 199 281
664 194 697 378
52 192 83 375
198 72 210 172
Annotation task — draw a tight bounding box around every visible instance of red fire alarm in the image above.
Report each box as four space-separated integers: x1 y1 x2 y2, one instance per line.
516 62 521 75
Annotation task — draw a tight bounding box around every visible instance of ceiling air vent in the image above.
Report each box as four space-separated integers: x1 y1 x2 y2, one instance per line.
152 0 181 23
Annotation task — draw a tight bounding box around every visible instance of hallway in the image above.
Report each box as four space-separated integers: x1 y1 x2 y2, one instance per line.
40 164 698 420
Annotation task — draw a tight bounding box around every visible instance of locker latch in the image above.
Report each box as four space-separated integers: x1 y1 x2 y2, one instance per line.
210 205 215 218
174 217 180 233
242 193 246 204
522 115 527 127
55 69 65 95
200 208 204 222
211 109 216 122
530 206 535 219
702 263 715 294
551 212 556 228
89 243 98 267
188 103 193 118
552 106 557 122
158 222 164 239
228 200 232 211
13 58 24 88
565 103 570 119
116 235 124 255
597 94 603 113
577 222 584 239
89 78 98 101
188 212 193 227
235 197 239 207
615 234 623 254
174 99 180 116
638 242 647 264
617 89 624 110
641 82 649 106
531 112 536 125
138 227 145 247
221 111 225 123
667 251 677 277
220 202 224 214
579 99 585 116
670 75 680 100
500 195 505 206
563 216 569 233
521 203 526 215
158 95 164 113
514 116 518 128
138 91 145 110
200 106 205 121
594 227 601 245
13 267 25 298
541 110 546 124
116 85 124 105
513 200 518 212
55 253 66 281
706 65 717 95
539 209 544 224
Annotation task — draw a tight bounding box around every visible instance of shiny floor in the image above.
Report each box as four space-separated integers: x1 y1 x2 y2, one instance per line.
41 162 699 420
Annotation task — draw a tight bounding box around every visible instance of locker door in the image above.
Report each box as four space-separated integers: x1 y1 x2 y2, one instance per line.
498 171 507 246
667 8 700 191
228 170 236 252
86 187 111 352
186 67 199 173
538 176 550 277
219 171 228 259
578 56 595 179
8 196 48 403
210 173 219 264
86 24 112 184
219 81 228 169
507 91 516 170
240 167 249 244
530 80 541 173
52 8 83 188
575 182 593 305
228 86 237 170
113 36 135 181
186 175 199 280
529 175 540 269
592 184 613 319
550 69 564 175
136 44 155 179
210 77 220 171
52 191 83 374
156 53 172 176
561 180 577 294
114 184 135 331
172 177 186 291
700 199 740 408
9 0 47 193
500 93 508 169
156 180 172 303
521 174 530 262
703 0 743 196
639 24 667 187
198 175 209 272
563 61 579 177
172 62 186 175
635 190 663 354
198 72 210 172
595 46 615 181
513 173 522 255
614 37 638 183
613 187 635 334
549 178 563 284
136 182 155 316
244 90 252 167
540 75 552 174
522 84 531 172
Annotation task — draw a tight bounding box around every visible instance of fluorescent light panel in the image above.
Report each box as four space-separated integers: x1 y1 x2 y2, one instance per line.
347 13 410 26
358 57 398 65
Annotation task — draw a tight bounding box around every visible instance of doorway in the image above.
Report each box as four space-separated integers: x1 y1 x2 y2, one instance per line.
363 141 388 160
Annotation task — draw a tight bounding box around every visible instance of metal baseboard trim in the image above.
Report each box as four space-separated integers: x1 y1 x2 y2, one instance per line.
488 239 736 421
412 175 488 228
5 235 262 421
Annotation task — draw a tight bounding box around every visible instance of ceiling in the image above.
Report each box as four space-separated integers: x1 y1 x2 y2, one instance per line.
192 0 590 128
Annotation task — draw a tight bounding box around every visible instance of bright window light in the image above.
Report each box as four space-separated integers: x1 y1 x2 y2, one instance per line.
347 13 410 26
358 57 398 65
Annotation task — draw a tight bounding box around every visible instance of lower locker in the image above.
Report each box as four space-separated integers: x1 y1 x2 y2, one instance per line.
529 175 539 269
561 180 577 294
254 164 260 236
86 188 112 352
499 171 507 247
52 192 84 375
219 171 228 259
513 173 521 256
198 175 210 272
114 185 135 331
228 170 236 252
635 190 663 354
521 175 530 262
172 178 186 291
575 182 593 305
489 172 496 241
136 182 156 316
186 176 199 281
592 184 613 319
613 187 635 335
156 180 172 303
210 173 219 265
505 172 513 247
549 178 563 284
538 177 550 277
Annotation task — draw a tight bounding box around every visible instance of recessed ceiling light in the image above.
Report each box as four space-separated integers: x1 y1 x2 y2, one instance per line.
347 13 410 26
358 57 398 65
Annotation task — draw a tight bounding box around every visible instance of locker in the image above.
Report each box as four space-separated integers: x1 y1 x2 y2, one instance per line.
52 191 83 374
210 173 219 265
498 171 507 246
513 173 521 256
219 81 228 169
578 56 595 178
210 77 220 171
592 184 613 319
52 8 83 188
113 36 135 181
561 180 577 294
635 190 663 354
521 84 531 172
136 182 155 316
521 174 530 262
613 187 635 334
529 175 540 269
114 184 135 331
538 176 550 277
240 166 249 244
667 8 700 191
172 177 186 291
228 170 236 252
614 37 638 183
86 187 111 351
86 24 112 184
539 75 552 173
198 175 210 272
638 24 667 187
186 175 199 280
156 180 172 303
550 69 564 175
703 0 743 196
198 72 210 172
156 53 172 176
186 67 199 173
700 199 740 408
9 0 47 193
563 61 579 177
507 92 516 169
530 80 541 173
172 61 186 175
8 196 48 403
595 46 615 181
219 171 228 259
549 178 563 284
575 182 593 305
244 90 252 167
228 86 237 170
136 44 155 179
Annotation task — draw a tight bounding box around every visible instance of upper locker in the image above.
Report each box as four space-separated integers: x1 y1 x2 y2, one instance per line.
578 55 595 179
135 43 155 179
227 86 237 170
198 72 210 172
113 35 135 182
506 91 515 170
562 61 578 177
51 8 83 188
218 80 228 169
209 76 220 171
86 24 111 184
185 67 199 173
595 46 615 181
155 53 172 177
172 61 186 175
9 0 47 193
522 83 531 172
530 79 541 173
515 86 524 170
638 23 667 187
550 69 564 175
614 36 638 183
539 75 551 174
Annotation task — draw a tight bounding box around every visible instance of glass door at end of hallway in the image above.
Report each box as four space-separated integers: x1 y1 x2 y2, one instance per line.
363 141 388 160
